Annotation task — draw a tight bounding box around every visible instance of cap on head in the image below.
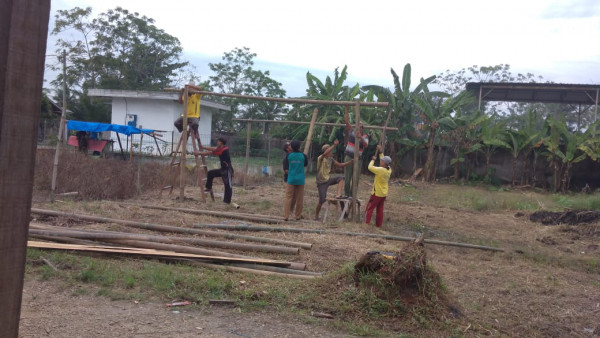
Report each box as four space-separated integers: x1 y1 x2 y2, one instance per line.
381 156 392 165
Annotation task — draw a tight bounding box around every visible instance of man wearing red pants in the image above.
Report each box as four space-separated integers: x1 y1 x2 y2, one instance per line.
365 144 392 227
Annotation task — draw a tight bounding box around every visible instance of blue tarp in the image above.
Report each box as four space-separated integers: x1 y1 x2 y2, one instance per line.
66 120 155 136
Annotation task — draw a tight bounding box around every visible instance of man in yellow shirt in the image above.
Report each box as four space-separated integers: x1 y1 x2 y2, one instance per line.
174 83 203 139
365 144 392 227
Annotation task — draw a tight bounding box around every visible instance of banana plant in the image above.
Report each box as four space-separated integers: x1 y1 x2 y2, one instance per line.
414 85 474 182
468 115 510 182
544 117 600 192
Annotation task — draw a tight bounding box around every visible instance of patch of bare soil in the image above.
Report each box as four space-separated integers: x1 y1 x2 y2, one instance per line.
24 177 600 336
19 279 346 338
530 210 600 225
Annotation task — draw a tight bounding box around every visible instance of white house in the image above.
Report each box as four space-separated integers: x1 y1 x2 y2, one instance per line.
87 88 230 154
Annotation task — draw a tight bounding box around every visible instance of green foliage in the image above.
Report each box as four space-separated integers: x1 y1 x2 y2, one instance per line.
208 47 287 132
49 6 188 121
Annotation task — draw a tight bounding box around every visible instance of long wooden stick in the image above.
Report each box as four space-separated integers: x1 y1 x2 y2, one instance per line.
28 228 299 255
182 90 388 107
232 118 398 131
244 121 251 189
192 224 505 252
27 241 291 266
303 108 318 155
29 209 309 248
189 261 317 280
119 203 283 224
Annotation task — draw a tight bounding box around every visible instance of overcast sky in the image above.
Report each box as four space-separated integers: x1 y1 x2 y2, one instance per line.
49 0 600 97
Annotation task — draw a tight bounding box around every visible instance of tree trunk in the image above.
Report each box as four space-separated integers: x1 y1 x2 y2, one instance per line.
561 162 572 193
521 150 531 185
484 151 492 180
552 159 561 193
413 146 417 172
466 153 472 182
511 156 518 186
433 144 443 181
531 152 539 188
423 126 437 182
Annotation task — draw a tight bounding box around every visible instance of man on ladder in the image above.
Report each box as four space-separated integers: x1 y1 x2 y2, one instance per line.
200 137 234 204
174 82 203 144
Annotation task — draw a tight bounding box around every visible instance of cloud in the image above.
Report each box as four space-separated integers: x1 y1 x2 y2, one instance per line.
541 0 600 19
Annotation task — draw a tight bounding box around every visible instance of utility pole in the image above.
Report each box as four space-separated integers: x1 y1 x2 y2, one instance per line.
51 50 67 196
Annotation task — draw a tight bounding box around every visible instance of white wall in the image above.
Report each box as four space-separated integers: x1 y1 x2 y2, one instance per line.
110 97 214 155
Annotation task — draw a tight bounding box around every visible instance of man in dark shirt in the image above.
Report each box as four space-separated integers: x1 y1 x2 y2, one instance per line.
200 137 233 204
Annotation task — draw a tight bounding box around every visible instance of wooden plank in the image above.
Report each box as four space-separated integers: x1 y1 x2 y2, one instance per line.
27 241 291 267
0 1 51 335
303 108 318 155
232 118 398 131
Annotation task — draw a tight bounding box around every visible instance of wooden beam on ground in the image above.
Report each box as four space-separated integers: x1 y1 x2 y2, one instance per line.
232 118 398 131
0 1 50 335
27 241 292 266
192 224 505 252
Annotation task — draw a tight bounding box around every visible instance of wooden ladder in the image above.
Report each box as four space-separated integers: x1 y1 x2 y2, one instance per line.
160 127 215 202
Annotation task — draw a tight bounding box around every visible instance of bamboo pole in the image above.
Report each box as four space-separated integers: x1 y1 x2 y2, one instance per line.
28 228 300 255
230 263 322 276
189 261 317 280
29 209 306 247
232 118 397 131
120 203 283 224
244 121 251 189
351 100 361 221
303 108 318 155
27 240 291 266
180 86 189 200
187 90 388 107
50 49 67 197
192 224 505 252
116 133 126 160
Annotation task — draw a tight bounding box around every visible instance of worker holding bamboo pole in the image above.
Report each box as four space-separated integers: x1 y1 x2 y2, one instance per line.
283 140 308 221
365 144 392 227
282 142 296 213
314 139 354 220
200 138 233 204
343 109 369 197
174 83 203 142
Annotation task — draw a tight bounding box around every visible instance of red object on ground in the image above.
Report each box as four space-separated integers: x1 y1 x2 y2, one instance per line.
67 135 108 152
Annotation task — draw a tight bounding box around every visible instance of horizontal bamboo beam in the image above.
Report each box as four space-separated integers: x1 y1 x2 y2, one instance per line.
232 119 398 131
189 261 317 280
193 224 504 252
178 89 389 107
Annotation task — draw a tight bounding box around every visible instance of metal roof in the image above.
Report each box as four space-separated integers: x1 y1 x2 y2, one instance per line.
465 82 600 105
87 88 231 111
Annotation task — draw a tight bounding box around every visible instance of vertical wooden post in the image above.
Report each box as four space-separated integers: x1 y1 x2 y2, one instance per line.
478 86 483 111
244 121 251 189
303 108 318 155
595 88 598 123
180 87 189 200
351 100 361 221
50 49 67 195
0 1 50 335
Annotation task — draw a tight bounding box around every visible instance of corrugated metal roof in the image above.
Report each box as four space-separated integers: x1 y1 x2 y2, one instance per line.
466 82 600 105
87 88 231 111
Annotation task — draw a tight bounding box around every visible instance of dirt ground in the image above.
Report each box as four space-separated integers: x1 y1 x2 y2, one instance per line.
21 177 600 337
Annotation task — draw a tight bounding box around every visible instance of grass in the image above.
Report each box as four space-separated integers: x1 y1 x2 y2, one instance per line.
25 249 461 335
396 183 600 212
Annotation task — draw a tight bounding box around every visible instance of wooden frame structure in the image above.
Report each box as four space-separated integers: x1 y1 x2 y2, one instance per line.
184 90 391 221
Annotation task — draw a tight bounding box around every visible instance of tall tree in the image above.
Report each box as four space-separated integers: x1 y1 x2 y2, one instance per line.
49 6 188 121
208 47 287 133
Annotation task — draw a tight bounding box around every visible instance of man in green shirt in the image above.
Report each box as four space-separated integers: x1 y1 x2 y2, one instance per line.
315 139 354 220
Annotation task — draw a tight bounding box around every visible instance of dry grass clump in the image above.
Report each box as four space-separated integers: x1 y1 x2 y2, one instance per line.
34 150 168 200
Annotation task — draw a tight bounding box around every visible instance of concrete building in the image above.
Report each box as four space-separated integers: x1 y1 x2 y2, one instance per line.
87 89 230 154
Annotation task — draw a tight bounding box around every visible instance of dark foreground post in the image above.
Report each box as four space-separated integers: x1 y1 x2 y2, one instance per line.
0 0 50 335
